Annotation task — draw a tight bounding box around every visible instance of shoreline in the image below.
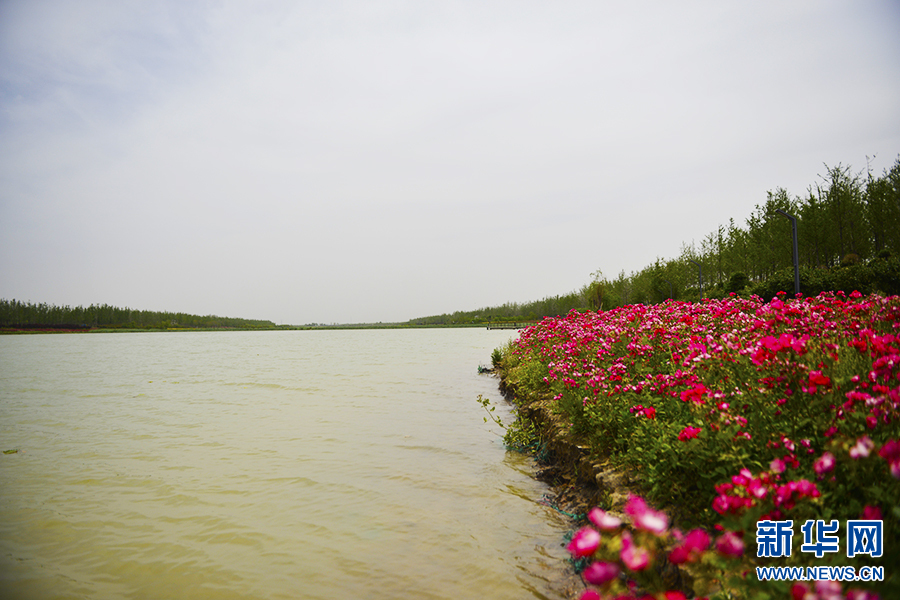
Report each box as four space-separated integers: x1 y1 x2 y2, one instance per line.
497 372 637 518
494 372 641 599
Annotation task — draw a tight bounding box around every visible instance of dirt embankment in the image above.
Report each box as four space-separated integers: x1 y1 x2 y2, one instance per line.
497 374 699 598
497 373 637 520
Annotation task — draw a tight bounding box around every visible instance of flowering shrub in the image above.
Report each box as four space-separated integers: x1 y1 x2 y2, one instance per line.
497 292 900 596
569 493 883 600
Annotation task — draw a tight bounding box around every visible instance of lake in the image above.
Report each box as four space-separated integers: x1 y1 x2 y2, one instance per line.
0 329 574 600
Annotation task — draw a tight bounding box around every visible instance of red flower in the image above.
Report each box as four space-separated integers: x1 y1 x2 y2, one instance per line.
678 426 702 441
679 384 707 404
805 370 831 394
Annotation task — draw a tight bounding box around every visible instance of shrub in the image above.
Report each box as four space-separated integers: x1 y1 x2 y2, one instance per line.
498 293 899 596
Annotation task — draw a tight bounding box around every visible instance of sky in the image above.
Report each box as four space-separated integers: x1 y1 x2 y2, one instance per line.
1 1 899 325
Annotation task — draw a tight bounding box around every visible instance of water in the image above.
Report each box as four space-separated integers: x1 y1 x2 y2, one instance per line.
0 329 573 600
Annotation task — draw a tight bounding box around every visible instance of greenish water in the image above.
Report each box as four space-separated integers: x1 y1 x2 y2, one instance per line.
0 329 573 600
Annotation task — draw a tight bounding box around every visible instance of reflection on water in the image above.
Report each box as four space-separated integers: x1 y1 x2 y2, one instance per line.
0 330 573 600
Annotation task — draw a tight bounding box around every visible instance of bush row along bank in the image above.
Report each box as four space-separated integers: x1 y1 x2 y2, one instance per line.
495 292 899 599
582 157 900 309
415 256 900 327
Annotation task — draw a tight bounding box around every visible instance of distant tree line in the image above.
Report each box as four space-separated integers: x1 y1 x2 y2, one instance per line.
409 293 588 326
0 299 275 330
412 154 900 324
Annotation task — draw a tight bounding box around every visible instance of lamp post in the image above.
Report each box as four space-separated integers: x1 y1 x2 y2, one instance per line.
689 259 703 298
775 209 800 296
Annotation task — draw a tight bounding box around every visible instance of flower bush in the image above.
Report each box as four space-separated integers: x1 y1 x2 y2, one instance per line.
497 292 900 597
567 493 884 600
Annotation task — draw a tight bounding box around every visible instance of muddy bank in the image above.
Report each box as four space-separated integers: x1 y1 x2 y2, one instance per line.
498 373 637 519
495 373 642 598
496 374 701 598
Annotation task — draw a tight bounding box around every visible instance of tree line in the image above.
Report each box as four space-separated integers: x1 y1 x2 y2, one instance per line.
412 154 900 324
0 299 276 330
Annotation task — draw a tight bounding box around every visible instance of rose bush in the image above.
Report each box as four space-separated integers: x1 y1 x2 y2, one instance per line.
497 292 899 597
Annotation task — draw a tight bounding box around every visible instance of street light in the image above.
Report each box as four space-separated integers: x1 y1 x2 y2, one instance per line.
689 259 703 298
775 209 800 296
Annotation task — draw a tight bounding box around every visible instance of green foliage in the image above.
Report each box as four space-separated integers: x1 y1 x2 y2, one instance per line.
747 255 900 299
0 299 276 330
574 154 900 312
477 394 542 452
410 290 592 325
726 272 750 294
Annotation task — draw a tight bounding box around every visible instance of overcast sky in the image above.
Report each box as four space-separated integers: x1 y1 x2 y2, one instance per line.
1 1 899 324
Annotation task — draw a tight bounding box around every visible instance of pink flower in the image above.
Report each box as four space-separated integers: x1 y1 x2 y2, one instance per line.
566 527 600 558
624 495 668 534
578 590 601 600
788 479 820 498
644 406 656 419
732 468 752 486
668 528 710 564
664 592 688 600
678 426 702 441
747 478 768 499
813 452 836 476
879 439 900 462
588 507 622 531
770 458 786 473
620 532 650 571
583 561 620 585
715 531 744 557
849 436 874 459
814 581 843 600
877 439 900 478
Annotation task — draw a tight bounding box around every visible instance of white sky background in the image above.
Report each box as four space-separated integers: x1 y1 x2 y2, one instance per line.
1 1 899 324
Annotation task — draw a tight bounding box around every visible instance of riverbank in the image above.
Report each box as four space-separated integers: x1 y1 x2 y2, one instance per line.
497 373 633 518
494 370 639 599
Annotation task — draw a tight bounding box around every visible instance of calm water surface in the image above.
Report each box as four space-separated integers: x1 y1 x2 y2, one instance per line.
0 330 573 600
